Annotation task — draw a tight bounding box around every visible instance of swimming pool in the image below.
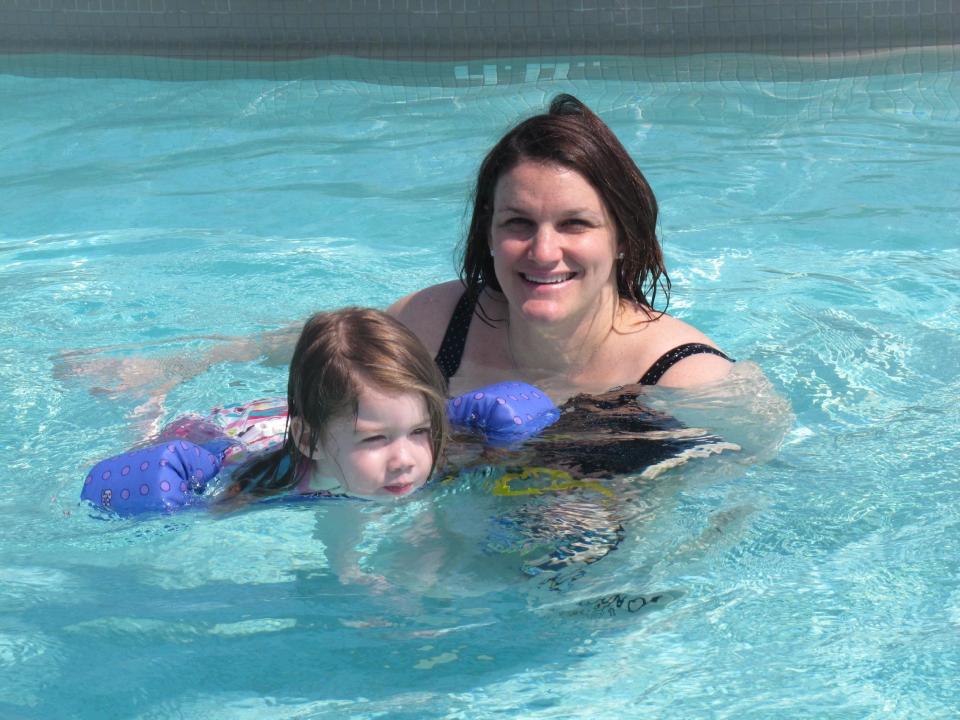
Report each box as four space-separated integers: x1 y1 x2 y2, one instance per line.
2 54 959 718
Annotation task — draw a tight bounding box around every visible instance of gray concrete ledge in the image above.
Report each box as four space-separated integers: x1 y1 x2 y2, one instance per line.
2 1 958 60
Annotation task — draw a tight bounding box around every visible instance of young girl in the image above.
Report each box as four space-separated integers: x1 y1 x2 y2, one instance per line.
82 309 446 513
81 307 559 515
218 307 451 508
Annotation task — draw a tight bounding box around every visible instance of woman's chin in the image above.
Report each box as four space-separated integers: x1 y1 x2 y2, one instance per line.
514 300 570 326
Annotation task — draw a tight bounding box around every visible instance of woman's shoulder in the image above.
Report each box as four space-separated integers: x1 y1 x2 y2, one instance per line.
387 280 467 354
621 307 733 388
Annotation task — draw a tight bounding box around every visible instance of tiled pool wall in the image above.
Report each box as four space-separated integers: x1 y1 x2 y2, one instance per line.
1 0 959 80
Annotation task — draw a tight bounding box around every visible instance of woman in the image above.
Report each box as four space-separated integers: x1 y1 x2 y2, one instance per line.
63 94 735 422
389 94 732 402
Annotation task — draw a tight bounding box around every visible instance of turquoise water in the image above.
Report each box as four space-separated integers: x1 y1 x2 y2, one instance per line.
2 58 960 718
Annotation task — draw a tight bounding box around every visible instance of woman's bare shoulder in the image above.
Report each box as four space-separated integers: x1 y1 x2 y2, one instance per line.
387 280 466 354
622 308 733 388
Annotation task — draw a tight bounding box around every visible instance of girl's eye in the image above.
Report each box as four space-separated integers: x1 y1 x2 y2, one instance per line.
361 435 386 444
411 427 431 436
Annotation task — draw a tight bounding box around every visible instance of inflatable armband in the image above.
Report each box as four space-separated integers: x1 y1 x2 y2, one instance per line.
81 440 227 516
446 381 560 446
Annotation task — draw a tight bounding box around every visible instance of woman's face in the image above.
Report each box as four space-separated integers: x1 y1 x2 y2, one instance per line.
490 161 621 327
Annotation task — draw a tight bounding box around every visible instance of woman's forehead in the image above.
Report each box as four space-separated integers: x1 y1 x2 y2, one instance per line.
493 161 602 206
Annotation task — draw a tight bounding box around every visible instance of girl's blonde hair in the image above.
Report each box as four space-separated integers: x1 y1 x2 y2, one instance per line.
216 308 447 509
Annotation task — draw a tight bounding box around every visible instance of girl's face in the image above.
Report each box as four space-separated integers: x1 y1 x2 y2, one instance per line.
490 160 621 328
307 385 434 500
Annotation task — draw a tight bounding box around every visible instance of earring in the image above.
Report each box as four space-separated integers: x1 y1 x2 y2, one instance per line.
617 252 625 260
490 248 496 257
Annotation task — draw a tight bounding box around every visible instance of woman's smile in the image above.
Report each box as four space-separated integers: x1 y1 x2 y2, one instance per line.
521 271 578 286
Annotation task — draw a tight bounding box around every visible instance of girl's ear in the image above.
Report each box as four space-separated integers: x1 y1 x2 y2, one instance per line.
290 417 323 460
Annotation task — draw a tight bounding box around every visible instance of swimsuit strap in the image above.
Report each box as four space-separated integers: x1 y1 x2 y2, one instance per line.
434 290 476 381
638 343 732 385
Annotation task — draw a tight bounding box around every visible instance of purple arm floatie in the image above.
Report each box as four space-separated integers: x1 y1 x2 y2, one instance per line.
80 439 230 515
446 381 560 446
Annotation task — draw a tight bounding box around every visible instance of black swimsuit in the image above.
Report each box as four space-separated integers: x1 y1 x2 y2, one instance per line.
433 291 732 384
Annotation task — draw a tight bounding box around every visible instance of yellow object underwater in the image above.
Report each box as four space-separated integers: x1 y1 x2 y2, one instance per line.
492 467 614 498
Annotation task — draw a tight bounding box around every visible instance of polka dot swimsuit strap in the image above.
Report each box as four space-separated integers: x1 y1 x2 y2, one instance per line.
638 343 733 386
433 290 476 381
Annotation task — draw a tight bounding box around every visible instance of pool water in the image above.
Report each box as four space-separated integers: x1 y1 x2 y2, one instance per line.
2 57 960 718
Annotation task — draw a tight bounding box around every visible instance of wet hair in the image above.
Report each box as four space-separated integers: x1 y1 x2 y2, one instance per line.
214 308 448 510
461 93 670 316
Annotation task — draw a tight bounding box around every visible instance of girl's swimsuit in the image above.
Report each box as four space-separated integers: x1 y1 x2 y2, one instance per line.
434 290 732 383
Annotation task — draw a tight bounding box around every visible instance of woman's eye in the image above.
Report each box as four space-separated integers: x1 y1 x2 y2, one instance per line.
411 427 431 436
563 218 591 229
503 217 531 228
361 435 386 444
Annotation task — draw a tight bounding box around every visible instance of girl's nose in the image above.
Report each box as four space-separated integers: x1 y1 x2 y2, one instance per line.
387 439 415 474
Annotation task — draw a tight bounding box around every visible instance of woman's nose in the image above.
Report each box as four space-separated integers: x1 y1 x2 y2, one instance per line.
528 226 563 264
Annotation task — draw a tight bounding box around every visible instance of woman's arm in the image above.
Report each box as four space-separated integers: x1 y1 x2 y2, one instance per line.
58 325 299 393
56 325 300 431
